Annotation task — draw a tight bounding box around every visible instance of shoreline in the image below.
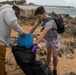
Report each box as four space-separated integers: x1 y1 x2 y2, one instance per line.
0 2 74 8
18 4 74 8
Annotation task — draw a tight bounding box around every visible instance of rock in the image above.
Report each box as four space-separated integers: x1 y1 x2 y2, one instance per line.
57 51 62 57
63 72 76 75
8 65 16 71
70 41 76 48
5 60 13 65
10 36 18 45
39 56 46 62
37 47 47 56
67 48 74 54
65 54 74 59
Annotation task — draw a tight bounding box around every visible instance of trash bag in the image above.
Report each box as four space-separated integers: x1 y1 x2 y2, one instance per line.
32 61 53 75
23 61 53 75
12 46 53 75
12 45 36 64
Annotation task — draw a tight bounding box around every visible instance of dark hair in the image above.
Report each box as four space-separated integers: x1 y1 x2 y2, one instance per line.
12 5 20 11
34 6 45 16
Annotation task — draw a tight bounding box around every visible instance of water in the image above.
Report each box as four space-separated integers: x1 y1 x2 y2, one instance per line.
19 5 76 17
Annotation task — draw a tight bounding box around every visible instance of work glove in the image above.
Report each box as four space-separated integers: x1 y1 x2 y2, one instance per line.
32 44 38 53
20 32 26 38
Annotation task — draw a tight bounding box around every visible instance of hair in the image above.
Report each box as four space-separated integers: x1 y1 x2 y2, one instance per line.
12 5 20 11
34 6 45 16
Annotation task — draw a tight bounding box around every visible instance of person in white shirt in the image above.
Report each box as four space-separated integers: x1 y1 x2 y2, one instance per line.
0 4 26 75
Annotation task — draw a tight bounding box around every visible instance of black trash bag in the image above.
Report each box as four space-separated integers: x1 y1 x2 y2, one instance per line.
12 46 53 75
12 45 36 64
23 61 53 75
32 61 53 75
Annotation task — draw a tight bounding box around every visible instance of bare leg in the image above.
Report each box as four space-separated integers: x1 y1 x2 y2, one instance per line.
52 50 58 69
46 48 52 66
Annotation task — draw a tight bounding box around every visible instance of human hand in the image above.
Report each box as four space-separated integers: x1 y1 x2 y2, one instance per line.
32 44 38 53
20 32 26 38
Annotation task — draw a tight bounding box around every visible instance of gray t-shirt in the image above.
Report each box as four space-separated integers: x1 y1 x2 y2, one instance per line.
38 14 59 41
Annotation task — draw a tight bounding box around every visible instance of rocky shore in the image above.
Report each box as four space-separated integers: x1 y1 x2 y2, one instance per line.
5 9 76 75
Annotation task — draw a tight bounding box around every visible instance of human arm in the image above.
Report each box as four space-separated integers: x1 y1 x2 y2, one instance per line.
35 28 50 44
32 28 50 53
29 21 40 34
35 20 55 44
4 9 25 35
32 20 55 53
9 21 25 34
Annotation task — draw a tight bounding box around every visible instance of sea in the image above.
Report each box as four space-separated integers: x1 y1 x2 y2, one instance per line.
19 5 76 18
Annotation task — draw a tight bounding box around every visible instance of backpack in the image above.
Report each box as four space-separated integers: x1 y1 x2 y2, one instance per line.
41 12 65 34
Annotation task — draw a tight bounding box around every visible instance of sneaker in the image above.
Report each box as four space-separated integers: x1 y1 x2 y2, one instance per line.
53 69 57 75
